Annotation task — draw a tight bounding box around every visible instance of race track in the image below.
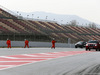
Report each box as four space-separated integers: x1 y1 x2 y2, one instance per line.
0 48 99 75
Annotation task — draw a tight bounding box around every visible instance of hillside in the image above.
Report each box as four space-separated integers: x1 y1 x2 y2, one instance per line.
13 11 99 27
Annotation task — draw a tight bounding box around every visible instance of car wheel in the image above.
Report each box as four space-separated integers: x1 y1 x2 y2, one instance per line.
96 49 98 51
75 46 77 48
86 48 88 51
89 49 91 51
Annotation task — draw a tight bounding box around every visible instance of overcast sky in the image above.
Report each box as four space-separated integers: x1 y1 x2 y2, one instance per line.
0 0 100 24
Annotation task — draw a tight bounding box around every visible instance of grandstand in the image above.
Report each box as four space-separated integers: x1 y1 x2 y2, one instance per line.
0 6 100 43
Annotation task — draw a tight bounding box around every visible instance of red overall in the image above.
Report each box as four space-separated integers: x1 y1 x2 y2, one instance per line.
24 40 29 48
6 40 11 48
51 40 56 48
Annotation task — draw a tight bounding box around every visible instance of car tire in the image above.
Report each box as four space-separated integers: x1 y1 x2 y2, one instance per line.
89 49 90 51
75 46 77 48
86 48 88 51
96 49 98 51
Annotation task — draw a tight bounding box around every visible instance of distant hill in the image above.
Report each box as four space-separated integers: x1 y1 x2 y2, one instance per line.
13 11 99 27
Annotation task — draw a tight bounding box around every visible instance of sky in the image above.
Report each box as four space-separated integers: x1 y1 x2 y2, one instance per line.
0 0 100 24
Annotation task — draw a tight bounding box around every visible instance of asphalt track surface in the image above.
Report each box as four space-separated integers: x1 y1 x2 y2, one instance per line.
0 48 100 75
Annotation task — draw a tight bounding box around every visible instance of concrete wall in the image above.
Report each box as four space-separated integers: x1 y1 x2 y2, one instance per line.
0 41 75 48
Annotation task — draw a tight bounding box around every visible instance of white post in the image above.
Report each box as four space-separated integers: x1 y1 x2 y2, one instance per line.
68 38 71 48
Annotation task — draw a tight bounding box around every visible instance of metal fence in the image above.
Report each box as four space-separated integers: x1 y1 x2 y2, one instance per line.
0 34 51 42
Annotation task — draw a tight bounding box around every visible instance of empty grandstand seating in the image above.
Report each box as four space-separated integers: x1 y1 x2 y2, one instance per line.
0 7 100 43
0 8 17 19
7 19 28 33
0 26 10 33
0 19 20 33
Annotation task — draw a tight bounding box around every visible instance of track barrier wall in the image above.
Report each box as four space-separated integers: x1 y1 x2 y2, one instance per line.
0 41 75 48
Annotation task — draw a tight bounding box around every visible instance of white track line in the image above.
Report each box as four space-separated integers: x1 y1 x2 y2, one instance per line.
22 54 61 57
0 65 13 67
0 56 18 59
0 61 37 62
22 54 38 57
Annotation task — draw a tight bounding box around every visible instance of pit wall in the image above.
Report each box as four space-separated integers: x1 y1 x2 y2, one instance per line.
0 41 75 48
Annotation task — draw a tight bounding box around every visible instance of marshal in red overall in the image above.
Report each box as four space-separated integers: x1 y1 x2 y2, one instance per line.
51 38 56 49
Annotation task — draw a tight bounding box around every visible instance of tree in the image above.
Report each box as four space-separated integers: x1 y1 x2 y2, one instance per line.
70 20 77 26
88 23 96 28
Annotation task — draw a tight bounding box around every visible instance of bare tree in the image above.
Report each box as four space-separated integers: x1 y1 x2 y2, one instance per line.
70 20 77 26
88 23 96 28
